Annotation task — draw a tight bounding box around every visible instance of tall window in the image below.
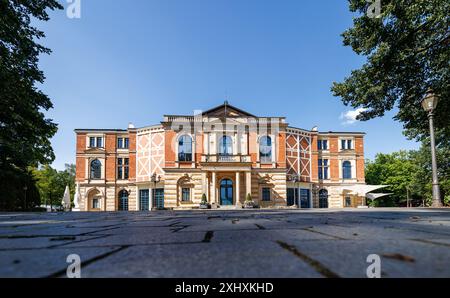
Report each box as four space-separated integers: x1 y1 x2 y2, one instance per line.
90 159 101 179
178 135 192 161
219 135 233 155
181 188 191 202
262 187 271 201
259 136 272 163
117 137 129 149
139 189 149 211
318 140 328 150
342 161 352 179
318 159 329 180
341 139 353 150
118 190 129 211
89 137 103 148
117 158 129 180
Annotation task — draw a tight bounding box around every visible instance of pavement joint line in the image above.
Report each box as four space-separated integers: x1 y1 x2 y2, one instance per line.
47 234 112 249
409 238 450 248
301 228 348 240
44 245 130 278
276 240 340 278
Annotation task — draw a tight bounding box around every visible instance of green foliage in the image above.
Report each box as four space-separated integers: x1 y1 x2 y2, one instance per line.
0 0 63 210
245 193 253 202
200 193 208 205
31 164 76 208
366 142 449 206
332 0 449 147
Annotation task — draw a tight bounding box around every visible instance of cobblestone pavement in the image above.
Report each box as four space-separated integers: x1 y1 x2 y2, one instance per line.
0 208 449 278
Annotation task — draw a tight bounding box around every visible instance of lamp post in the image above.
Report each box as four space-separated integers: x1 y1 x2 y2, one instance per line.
421 89 442 207
150 173 161 210
23 186 28 211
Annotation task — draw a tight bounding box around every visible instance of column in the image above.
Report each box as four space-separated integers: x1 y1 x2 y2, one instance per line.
202 172 207 197
235 172 240 206
211 171 216 204
246 171 251 199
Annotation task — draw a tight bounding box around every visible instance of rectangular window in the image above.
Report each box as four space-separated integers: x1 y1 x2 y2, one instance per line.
139 189 149 211
318 140 322 150
262 187 271 201
182 188 190 202
89 137 96 148
341 139 353 150
322 140 328 150
117 137 129 149
96 137 103 148
117 158 129 180
92 198 100 209
318 159 329 180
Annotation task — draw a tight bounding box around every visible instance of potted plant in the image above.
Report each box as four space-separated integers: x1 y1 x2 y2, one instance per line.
244 193 256 209
199 193 210 209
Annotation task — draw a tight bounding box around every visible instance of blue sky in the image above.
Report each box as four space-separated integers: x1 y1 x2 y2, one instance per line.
37 0 419 170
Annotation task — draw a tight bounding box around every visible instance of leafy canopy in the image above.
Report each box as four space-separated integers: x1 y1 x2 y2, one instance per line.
332 0 449 146
0 0 63 210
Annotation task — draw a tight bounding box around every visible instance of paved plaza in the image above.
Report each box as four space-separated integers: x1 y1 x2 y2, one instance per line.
0 208 449 278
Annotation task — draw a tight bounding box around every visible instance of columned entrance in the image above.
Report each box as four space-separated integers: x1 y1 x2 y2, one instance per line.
220 179 233 205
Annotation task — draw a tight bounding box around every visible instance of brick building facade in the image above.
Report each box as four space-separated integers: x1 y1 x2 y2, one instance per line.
75 103 366 211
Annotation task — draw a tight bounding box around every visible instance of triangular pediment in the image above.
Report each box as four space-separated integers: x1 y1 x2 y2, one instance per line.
202 102 256 118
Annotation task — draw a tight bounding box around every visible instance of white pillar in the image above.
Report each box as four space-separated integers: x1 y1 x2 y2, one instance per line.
246 171 251 199
212 171 216 204
236 172 240 206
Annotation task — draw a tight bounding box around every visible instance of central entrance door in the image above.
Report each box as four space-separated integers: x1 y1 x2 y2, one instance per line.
220 179 233 205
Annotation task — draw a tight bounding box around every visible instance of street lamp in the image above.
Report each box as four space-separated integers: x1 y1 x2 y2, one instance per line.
150 173 161 210
23 186 28 211
421 89 442 207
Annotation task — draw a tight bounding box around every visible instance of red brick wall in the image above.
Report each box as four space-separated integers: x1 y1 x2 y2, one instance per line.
128 131 136 180
75 133 86 181
165 130 176 167
277 132 286 168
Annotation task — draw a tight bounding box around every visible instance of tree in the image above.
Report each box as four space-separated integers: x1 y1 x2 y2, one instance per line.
32 164 76 210
365 151 419 206
0 0 63 210
366 144 450 207
332 0 449 146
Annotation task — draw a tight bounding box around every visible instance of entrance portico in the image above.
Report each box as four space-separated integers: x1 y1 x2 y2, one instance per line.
201 166 252 207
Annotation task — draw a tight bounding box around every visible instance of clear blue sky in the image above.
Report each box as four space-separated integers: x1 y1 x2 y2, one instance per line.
37 0 419 170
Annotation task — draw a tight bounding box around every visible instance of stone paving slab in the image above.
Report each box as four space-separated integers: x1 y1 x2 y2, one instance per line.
0 208 448 278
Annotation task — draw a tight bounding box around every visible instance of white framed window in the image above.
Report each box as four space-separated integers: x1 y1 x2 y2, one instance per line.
181 188 191 202
92 196 101 209
117 137 129 149
117 158 129 180
340 138 353 150
88 136 104 148
318 159 329 180
318 139 328 150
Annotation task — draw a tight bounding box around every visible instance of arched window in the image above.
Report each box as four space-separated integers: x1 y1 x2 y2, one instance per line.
219 135 233 155
90 159 101 179
178 135 192 161
319 189 328 208
259 136 272 163
118 190 129 211
343 161 352 179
